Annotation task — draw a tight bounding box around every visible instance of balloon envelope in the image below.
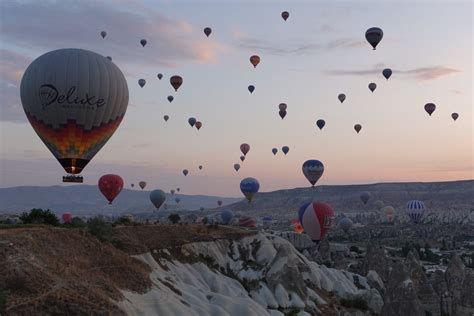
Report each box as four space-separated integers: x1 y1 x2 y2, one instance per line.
383 206 395 222
204 27 212 37
167 96 174 103
183 169 189 176
188 117 196 127
100 31 107 38
199 165 203 170
240 143 250 155
424 103 436 116
281 11 289 21
406 200 425 224
170 75 183 91
354 124 362 133
338 94 346 103
217 200 223 206
98 174 124 204
279 103 287 111
157 73 163 80
368 83 377 92
195 121 202 130
240 177 260 202
302 160 324 186
279 110 287 119
150 189 166 209
138 79 146 88
382 68 392 80
62 212 72 223
163 115 169 122
250 55 260 68
282 146 289 155
374 200 385 211
316 119 325 130
299 202 335 242
239 216 257 228
140 39 147 47
248 85 255 93
451 112 459 121
139 181 146 190
234 163 240 171
20 49 129 176
339 217 353 232
272 148 278 155
221 210 233 224
360 191 371 204
240 155 245 162
365 27 383 50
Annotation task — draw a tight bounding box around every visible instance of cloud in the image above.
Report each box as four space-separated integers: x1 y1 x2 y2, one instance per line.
326 65 460 80
1 0 226 70
0 82 26 123
0 49 32 85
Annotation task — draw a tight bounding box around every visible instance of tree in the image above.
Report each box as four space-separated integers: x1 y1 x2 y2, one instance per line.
87 217 112 242
19 208 59 226
168 213 181 224
69 217 86 228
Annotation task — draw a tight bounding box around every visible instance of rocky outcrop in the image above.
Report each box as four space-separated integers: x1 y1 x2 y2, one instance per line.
360 243 392 282
446 254 474 315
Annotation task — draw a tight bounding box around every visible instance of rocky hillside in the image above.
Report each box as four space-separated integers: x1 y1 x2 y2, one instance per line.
1 225 384 315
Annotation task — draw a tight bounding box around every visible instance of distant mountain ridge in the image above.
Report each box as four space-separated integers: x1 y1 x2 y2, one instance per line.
0 185 241 215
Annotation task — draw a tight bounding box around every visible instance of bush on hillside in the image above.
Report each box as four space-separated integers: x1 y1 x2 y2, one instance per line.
87 217 112 242
168 213 181 224
340 297 368 310
19 208 59 226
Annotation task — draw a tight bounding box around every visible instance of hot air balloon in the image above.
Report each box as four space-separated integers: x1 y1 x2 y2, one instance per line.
204 27 212 37
374 200 385 211
316 119 325 130
170 75 183 91
175 197 181 204
177 187 180 192
20 49 129 183
240 177 260 202
382 68 392 80
239 216 257 228
406 200 425 224
221 210 233 224
365 27 383 50
188 117 196 127
338 94 346 103
150 189 166 209
279 110 287 119
279 103 287 111
240 143 250 156
298 202 335 242
198 165 203 170
195 121 202 130
272 148 278 155
139 181 146 190
282 146 289 155
167 96 174 103
106 56 112 61
354 124 362 133
250 55 260 68
383 206 395 222
157 73 163 80
424 103 436 116
100 31 107 39
140 39 147 47
131 183 135 188
248 85 255 93
138 79 146 88
339 217 353 232
240 155 245 162
164 115 169 122
360 191 371 205
368 83 377 93
291 219 304 234
183 169 189 176
234 163 240 172
170 189 175 195
98 174 124 204
302 160 324 186
281 11 289 21
451 113 459 121
62 212 72 223
217 200 223 206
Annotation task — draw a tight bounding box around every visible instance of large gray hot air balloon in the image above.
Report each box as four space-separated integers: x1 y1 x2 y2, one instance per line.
365 27 383 50
150 189 166 209
20 48 129 182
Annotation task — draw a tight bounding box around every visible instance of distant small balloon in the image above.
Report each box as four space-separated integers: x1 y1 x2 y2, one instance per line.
168 95 174 103
234 163 240 172
282 146 289 155
170 75 183 91
195 121 202 130
183 169 189 176
365 27 383 50
131 183 135 188
170 189 175 195
451 113 459 121
240 143 250 156
382 68 392 80
150 189 166 209
302 160 324 186
281 11 289 21
424 103 436 116
279 110 287 119
100 31 107 39
240 155 245 162
279 103 287 111
138 79 146 88
354 124 362 133
204 27 212 37
338 94 346 103
272 148 278 155
140 39 147 47
316 119 325 130
217 200 223 206
175 197 180 204
139 181 146 190
177 188 180 192
188 117 196 127
106 56 112 61
157 73 163 80
163 115 169 122
250 55 260 68
62 212 72 223
248 85 255 93
368 83 377 93
199 165 203 170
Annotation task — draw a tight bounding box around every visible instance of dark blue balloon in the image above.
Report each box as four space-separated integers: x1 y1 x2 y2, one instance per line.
316 119 325 130
221 210 234 224
240 177 260 202
248 85 255 93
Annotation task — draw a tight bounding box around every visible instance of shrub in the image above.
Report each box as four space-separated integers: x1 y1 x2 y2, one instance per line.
87 217 112 242
340 297 368 310
19 208 59 226
69 217 86 228
168 213 181 224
